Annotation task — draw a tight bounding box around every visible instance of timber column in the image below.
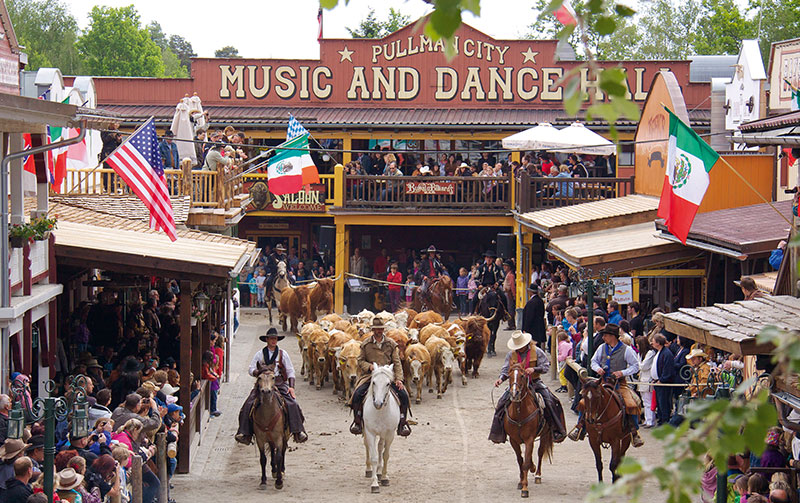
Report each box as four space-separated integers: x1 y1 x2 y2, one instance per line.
333 163 349 313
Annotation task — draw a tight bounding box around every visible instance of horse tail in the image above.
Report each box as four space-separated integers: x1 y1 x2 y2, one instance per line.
540 426 554 464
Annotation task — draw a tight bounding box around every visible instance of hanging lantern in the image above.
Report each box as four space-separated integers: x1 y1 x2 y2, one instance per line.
194 292 210 313
6 402 25 440
70 396 89 438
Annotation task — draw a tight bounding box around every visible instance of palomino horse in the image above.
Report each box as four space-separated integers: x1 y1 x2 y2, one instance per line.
413 276 455 320
362 365 400 493
267 261 290 325
252 368 289 490
580 377 631 482
504 364 553 498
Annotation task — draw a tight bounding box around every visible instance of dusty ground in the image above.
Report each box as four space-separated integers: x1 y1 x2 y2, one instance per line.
172 310 665 502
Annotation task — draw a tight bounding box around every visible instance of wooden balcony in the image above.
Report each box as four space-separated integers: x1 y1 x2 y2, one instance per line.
62 160 249 229
515 171 635 213
337 173 512 214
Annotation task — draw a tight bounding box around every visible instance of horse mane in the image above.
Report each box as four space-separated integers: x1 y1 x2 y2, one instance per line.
371 366 395 381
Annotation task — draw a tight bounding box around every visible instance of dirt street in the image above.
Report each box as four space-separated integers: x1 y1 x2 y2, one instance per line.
172 310 664 502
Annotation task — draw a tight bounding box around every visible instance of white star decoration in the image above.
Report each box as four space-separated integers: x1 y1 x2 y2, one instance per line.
338 46 354 63
521 47 539 64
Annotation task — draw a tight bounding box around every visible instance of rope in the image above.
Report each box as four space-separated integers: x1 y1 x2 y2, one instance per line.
345 272 473 292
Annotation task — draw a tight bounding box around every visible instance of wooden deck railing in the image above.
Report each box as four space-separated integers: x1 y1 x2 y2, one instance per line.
242 173 336 204
515 171 635 212
61 160 245 210
341 173 512 212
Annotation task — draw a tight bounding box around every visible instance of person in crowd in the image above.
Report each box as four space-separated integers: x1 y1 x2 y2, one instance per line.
202 143 233 172
416 246 446 308
0 395 10 445
456 267 470 316
606 301 623 325
637 336 657 428
476 250 502 289
521 287 546 347
380 162 403 201
737 277 764 301
760 428 787 468
651 334 675 425
0 439 29 490
350 248 367 278
158 130 180 169
202 351 222 418
404 274 415 306
545 285 569 325
295 262 309 283
235 328 308 445
386 263 403 313
628 301 645 338
111 393 163 442
556 330 572 393
502 260 517 330
0 456 32 503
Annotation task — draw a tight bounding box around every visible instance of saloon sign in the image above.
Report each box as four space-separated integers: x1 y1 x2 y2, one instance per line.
249 181 326 213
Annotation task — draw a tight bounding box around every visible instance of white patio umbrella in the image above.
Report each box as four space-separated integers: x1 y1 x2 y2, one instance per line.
171 96 196 165
501 123 563 150
552 122 617 156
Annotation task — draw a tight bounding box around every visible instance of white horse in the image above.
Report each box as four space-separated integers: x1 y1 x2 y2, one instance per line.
362 364 400 493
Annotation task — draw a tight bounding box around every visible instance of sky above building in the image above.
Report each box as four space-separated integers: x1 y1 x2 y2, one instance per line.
67 0 549 59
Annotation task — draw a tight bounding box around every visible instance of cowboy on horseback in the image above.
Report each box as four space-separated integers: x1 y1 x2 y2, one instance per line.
416 245 446 309
235 328 308 445
265 244 289 298
489 331 567 443
349 318 412 437
567 323 644 448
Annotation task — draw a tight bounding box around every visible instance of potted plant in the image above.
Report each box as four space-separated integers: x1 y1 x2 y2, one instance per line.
31 216 57 241
8 223 35 248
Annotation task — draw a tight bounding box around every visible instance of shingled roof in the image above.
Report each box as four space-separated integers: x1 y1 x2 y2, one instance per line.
50 195 191 225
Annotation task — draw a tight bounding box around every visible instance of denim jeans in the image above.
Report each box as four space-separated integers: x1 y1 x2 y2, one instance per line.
458 295 468 314
210 388 219 413
142 469 160 503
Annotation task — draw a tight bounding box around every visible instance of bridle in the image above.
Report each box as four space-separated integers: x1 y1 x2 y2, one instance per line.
583 378 623 430
370 369 392 410
509 367 530 403
505 366 541 430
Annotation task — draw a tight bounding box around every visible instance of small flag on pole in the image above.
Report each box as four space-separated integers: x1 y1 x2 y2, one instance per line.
657 106 720 244
317 8 323 42
268 134 319 195
287 115 310 140
105 118 177 241
554 0 578 26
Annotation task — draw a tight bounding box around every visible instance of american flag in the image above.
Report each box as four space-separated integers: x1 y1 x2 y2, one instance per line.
105 117 177 241
287 115 309 140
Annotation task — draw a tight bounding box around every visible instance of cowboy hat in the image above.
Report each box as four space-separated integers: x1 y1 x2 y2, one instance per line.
371 317 386 329
83 358 103 369
0 439 31 461
423 245 437 253
259 327 285 343
419 166 431 174
141 380 160 393
24 435 43 453
56 468 84 491
601 323 620 338
507 330 532 351
687 348 708 361
274 243 286 251
483 250 497 258
160 383 180 396
460 162 469 168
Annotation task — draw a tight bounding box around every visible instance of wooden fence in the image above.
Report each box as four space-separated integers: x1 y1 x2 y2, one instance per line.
515 171 635 212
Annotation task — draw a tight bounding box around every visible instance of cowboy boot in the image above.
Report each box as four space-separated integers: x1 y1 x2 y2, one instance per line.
349 407 363 435
397 413 411 437
293 431 308 443
234 433 252 445
631 430 644 448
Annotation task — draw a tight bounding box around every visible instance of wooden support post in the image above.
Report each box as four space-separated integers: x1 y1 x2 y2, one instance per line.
156 432 168 503
550 326 558 380
342 134 352 164
334 223 348 313
181 159 192 197
131 455 143 503
177 280 191 474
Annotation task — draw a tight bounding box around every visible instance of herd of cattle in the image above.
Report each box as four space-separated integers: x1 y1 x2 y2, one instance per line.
293 308 499 404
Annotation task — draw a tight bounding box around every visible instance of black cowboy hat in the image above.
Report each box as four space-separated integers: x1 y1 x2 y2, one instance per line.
503 260 514 268
25 435 44 452
601 323 620 338
483 250 497 258
259 327 285 343
422 245 437 253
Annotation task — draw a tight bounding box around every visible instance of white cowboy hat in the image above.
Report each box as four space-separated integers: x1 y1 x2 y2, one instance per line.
687 348 708 361
419 166 431 174
161 383 180 396
507 330 532 351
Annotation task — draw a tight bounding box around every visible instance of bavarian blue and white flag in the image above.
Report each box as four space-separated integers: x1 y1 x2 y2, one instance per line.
287 115 310 140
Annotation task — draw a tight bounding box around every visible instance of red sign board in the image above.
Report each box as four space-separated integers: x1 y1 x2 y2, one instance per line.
405 181 456 196
248 181 326 213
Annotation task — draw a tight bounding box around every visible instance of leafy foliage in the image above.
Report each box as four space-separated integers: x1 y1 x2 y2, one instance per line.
347 8 411 39
77 5 164 77
748 0 800 63
214 46 241 58
7 0 82 74
147 21 193 77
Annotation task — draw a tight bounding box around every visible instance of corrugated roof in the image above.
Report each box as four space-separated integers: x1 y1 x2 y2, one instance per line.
655 200 793 255
50 195 191 225
516 194 659 238
689 55 737 83
740 110 800 132
98 104 711 130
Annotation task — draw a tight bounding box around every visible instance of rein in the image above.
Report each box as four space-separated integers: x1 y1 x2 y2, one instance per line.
584 381 624 432
505 368 541 430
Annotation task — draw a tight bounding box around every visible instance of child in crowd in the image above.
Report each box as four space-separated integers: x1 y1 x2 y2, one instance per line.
247 269 258 307
456 267 469 315
556 330 572 393
386 263 403 312
405 275 415 305
468 265 478 314
201 351 221 417
255 268 267 308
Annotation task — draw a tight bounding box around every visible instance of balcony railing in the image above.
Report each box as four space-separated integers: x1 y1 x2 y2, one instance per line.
515 171 635 213
340 173 512 213
242 173 336 205
62 160 245 210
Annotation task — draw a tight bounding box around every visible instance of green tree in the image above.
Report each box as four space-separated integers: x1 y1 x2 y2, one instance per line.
168 35 196 72
347 8 411 38
635 0 702 59
749 0 800 63
7 0 82 73
214 46 241 58
161 47 189 78
146 21 191 77
77 5 163 77
693 0 753 55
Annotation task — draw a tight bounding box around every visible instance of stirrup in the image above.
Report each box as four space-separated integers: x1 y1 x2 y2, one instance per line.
631 431 644 448
567 426 583 442
235 433 252 445
350 419 363 435
397 421 411 437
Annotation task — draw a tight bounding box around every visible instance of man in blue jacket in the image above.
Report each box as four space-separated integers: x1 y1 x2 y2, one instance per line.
159 130 179 168
606 300 623 325
651 334 676 425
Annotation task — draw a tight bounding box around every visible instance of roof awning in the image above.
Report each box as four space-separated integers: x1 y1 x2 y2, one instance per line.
0 92 118 134
53 203 258 281
515 194 659 238
546 222 698 272
662 295 800 355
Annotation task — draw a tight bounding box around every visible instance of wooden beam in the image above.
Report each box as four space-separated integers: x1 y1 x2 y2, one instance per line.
55 256 227 283
177 280 192 474
333 214 514 227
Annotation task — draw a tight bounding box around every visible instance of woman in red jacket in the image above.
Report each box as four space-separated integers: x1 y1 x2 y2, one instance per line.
386 262 403 312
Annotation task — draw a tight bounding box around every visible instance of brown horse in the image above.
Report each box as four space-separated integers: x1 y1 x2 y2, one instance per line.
252 369 289 490
580 378 631 482
503 364 554 498
413 276 454 320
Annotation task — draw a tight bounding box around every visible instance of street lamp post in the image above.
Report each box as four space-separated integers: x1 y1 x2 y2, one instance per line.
8 374 90 503
567 268 615 376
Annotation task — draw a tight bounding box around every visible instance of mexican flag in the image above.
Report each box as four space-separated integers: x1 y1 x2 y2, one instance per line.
267 133 319 195
657 107 720 244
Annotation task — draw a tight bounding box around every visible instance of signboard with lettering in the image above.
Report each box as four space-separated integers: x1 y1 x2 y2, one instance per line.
405 181 456 195
769 37 800 112
249 181 326 212
612 277 633 304
95 20 710 111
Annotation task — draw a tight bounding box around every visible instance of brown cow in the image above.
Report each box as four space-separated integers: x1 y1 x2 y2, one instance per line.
418 324 448 345
326 329 354 395
298 323 320 381
395 308 418 327
279 285 312 334
308 277 334 321
425 335 455 399
319 313 342 330
409 311 443 330
332 319 359 340
405 343 431 404
338 339 361 402
455 314 494 378
308 329 330 389
385 327 410 384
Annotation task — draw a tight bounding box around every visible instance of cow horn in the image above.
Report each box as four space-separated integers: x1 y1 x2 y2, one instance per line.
485 307 499 323
312 270 320 280
332 273 343 282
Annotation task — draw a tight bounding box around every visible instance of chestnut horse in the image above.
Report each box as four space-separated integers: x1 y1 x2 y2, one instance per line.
503 364 554 498
580 378 631 482
413 276 454 320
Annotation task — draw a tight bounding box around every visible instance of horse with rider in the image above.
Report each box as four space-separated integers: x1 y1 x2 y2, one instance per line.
567 323 644 482
413 245 454 319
